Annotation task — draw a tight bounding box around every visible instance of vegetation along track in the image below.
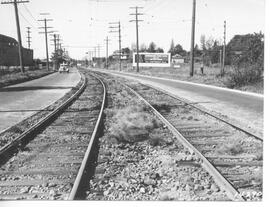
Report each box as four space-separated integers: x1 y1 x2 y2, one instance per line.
0 69 106 200
84 72 229 201
94 71 263 201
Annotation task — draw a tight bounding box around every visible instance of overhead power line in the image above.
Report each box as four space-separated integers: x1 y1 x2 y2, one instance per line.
130 6 144 73
104 36 111 69
23 4 42 27
26 26 31 49
109 21 122 71
38 13 53 71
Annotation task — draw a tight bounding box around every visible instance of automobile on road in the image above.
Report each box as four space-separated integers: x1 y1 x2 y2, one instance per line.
59 63 69 73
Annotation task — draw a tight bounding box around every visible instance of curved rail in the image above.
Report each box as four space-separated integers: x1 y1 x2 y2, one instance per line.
122 83 245 201
142 83 263 142
0 73 87 163
68 72 107 200
92 72 245 201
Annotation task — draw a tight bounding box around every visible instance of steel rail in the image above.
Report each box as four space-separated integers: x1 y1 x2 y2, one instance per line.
94 70 262 141
94 73 246 201
140 83 263 142
0 73 87 162
123 83 245 201
68 72 107 200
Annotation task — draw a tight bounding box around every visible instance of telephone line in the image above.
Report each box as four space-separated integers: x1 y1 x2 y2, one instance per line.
26 26 31 49
38 13 53 71
109 21 122 71
130 6 144 73
104 36 111 69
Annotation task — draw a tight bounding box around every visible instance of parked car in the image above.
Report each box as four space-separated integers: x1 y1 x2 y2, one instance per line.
59 64 69 73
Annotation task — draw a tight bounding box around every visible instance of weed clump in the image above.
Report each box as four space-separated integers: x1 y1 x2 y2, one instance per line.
108 105 161 143
216 139 244 155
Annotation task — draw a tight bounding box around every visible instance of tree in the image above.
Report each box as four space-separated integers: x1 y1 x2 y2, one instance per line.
200 35 206 51
122 47 131 55
168 39 175 55
226 32 264 69
194 44 202 57
139 43 147 52
174 44 186 56
147 42 157 53
156 47 164 53
226 32 264 88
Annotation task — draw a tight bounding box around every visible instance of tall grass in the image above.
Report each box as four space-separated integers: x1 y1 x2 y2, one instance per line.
108 104 161 143
225 64 263 88
0 69 52 88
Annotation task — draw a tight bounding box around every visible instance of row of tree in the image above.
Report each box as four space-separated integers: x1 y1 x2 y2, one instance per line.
110 32 264 69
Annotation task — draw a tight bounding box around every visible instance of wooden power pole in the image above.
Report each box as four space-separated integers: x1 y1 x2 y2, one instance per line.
38 13 53 71
221 20 226 76
130 6 144 73
104 36 111 69
1 0 29 73
189 0 196 77
26 27 31 49
109 21 122 71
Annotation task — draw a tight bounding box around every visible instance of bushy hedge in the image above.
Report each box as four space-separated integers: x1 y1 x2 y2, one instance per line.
226 32 264 88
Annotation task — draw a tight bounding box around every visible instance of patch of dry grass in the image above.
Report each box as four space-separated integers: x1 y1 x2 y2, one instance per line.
0 69 53 88
108 104 161 143
216 139 244 155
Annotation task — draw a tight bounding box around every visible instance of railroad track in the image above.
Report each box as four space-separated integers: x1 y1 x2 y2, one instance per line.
93 71 262 201
0 70 106 200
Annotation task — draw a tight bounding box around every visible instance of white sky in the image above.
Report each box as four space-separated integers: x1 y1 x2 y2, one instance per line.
0 0 265 59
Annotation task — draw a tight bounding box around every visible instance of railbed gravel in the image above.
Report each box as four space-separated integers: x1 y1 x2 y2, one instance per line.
0 71 102 200
86 74 229 201
99 72 263 201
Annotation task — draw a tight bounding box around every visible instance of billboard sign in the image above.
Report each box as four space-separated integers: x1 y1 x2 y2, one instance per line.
133 53 171 67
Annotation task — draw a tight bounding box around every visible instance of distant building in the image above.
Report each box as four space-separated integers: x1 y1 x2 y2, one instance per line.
0 34 33 66
172 54 185 67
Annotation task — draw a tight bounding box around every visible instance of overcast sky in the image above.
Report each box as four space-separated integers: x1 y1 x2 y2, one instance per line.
0 0 265 59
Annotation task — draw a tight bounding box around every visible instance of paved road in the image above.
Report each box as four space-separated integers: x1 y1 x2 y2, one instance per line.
0 68 81 132
96 69 264 138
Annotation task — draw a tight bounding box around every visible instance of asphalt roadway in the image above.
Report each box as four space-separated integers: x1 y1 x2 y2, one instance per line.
0 68 81 133
96 69 264 138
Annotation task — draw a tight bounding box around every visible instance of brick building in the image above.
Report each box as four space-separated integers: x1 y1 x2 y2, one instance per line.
0 34 33 66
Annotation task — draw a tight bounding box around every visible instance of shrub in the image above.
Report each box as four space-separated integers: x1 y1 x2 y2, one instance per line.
225 64 263 88
108 105 161 143
216 140 244 155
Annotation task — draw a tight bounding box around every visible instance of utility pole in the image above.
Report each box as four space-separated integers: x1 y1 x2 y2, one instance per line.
97 44 101 67
94 46 97 65
109 21 122 71
220 49 223 69
50 33 58 70
38 13 53 71
1 0 29 73
51 34 57 53
221 20 226 76
130 6 144 73
26 27 31 49
56 34 61 50
104 36 111 69
189 0 196 77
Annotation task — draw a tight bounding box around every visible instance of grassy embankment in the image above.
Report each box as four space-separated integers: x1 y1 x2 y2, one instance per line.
108 62 263 94
0 68 54 88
